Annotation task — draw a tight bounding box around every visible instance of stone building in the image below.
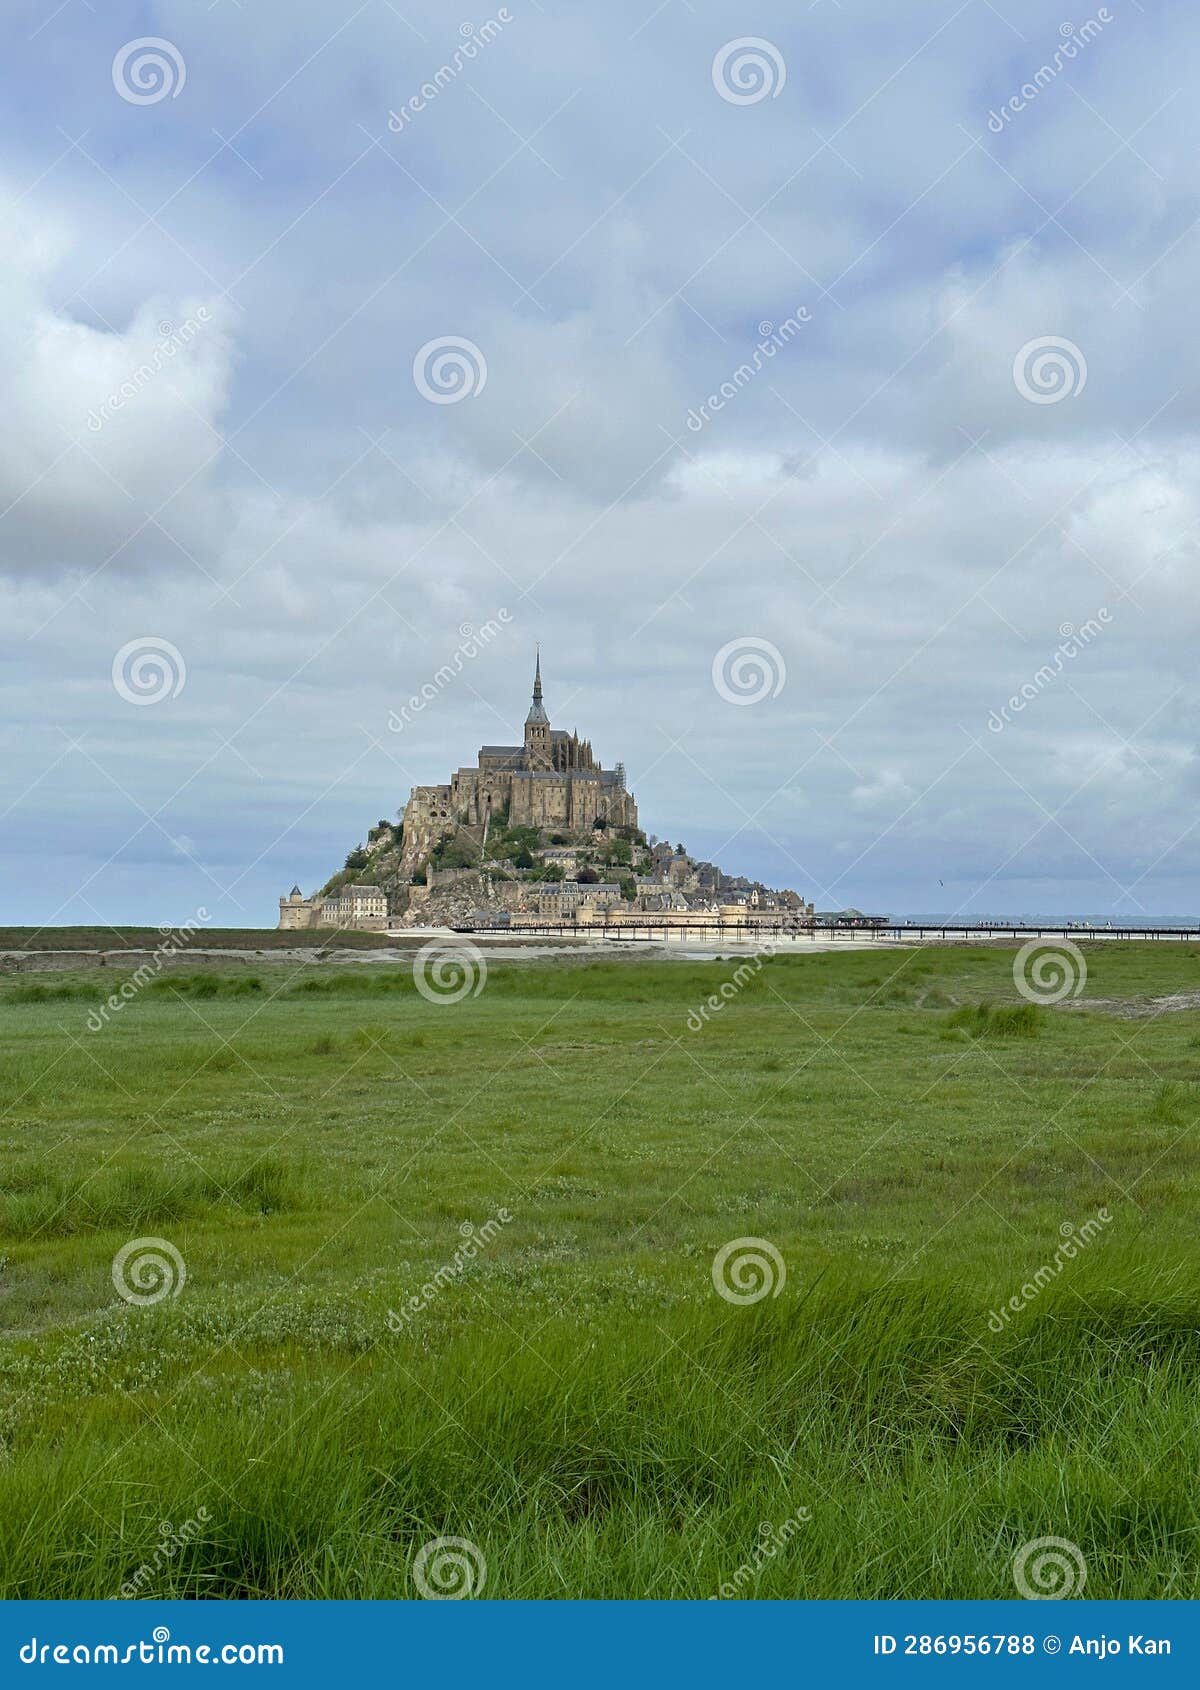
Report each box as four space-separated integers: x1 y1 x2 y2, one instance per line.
278 885 316 929
534 878 622 918
401 652 637 867
321 884 389 929
277 882 388 931
536 845 580 871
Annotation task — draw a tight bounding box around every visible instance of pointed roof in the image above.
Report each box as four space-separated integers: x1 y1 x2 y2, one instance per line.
525 644 549 726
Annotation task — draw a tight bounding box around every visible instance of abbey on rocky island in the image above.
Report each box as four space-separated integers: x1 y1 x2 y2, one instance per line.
398 651 637 870
278 652 815 933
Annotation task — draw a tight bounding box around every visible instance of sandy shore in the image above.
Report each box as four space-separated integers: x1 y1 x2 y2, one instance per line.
0 929 904 973
5 925 1157 974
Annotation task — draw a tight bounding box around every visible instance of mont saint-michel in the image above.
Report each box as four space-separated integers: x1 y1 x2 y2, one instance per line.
279 652 814 932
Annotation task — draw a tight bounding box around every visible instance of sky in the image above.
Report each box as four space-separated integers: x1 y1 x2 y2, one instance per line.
2 0 1198 926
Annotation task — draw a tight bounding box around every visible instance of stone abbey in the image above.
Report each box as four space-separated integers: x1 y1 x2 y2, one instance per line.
399 651 638 868
279 654 641 930
278 651 816 932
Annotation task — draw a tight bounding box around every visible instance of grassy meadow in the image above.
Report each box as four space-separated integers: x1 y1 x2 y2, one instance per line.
1 940 1199 1599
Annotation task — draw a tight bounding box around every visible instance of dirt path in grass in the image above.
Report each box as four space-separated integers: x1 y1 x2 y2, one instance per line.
1062 990 1200 1019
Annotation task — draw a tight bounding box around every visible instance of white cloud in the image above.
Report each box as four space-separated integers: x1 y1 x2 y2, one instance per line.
0 197 234 578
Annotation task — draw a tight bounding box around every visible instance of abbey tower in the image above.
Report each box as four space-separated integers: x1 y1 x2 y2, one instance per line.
398 651 638 872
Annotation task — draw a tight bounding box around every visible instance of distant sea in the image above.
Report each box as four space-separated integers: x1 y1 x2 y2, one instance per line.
895 913 1200 929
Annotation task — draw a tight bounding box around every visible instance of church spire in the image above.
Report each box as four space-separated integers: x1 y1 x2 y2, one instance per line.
525 644 549 731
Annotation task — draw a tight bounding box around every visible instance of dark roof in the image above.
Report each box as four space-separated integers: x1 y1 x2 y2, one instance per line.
479 745 525 757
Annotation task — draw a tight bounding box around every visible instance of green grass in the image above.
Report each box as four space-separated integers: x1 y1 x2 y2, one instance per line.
1 941 1199 1598
0 925 392 952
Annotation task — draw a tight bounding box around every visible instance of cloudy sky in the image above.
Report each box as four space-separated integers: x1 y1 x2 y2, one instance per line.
2 0 1198 925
